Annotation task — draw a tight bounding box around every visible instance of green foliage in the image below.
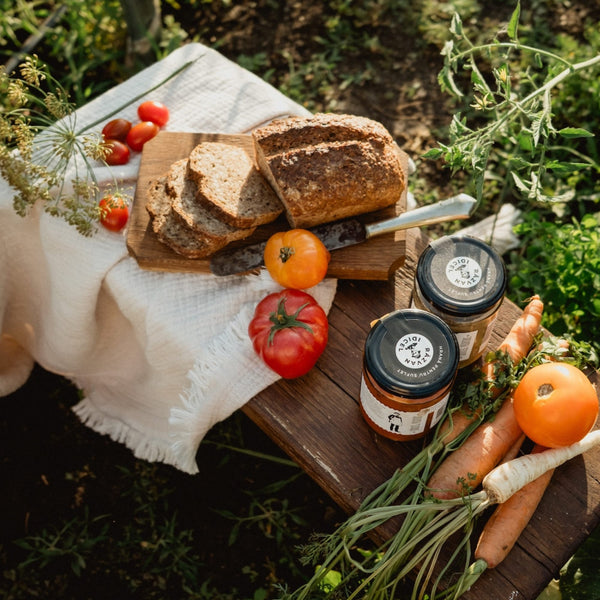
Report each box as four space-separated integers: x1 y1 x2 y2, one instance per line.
559 523 600 600
13 508 109 576
424 3 600 210
508 211 600 356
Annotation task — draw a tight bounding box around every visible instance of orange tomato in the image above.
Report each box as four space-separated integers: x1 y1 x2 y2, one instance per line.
513 362 598 448
263 229 330 290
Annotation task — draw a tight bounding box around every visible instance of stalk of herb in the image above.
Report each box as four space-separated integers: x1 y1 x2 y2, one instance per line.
0 54 194 236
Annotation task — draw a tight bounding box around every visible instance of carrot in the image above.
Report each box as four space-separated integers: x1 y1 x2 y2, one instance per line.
474 443 554 568
500 432 526 464
427 296 545 498
482 294 544 392
427 396 525 499
437 295 544 446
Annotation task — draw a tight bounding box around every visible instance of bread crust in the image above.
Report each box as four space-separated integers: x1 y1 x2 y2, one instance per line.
252 113 406 228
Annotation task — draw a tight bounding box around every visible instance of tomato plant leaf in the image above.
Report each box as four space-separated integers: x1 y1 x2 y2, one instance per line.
544 160 591 174
558 127 595 139
507 1 521 40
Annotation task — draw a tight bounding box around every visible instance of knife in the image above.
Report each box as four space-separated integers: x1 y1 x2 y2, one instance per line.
209 193 477 276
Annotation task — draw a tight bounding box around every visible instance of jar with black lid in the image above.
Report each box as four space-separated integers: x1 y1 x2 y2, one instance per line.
359 308 459 441
412 234 507 369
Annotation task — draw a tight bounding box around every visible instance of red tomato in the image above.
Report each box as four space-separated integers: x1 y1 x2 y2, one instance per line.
102 139 130 165
513 362 598 448
99 195 129 232
264 229 330 289
137 101 169 127
101 118 132 142
248 289 329 379
126 121 160 152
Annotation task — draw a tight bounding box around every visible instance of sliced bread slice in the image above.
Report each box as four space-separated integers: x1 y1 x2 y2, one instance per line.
145 176 227 259
186 141 283 228
167 158 257 243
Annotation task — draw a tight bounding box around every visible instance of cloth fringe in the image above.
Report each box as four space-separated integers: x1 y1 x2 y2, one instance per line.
72 397 182 468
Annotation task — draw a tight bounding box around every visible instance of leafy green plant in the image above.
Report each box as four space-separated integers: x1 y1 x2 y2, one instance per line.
424 2 600 208
13 507 109 576
508 211 600 358
214 473 309 547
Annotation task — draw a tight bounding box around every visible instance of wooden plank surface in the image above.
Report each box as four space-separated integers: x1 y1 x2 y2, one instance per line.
242 227 600 600
126 131 409 280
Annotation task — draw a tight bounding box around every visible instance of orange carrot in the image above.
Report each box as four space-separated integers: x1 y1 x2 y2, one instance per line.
501 432 526 464
483 294 545 384
437 295 544 447
474 444 554 568
428 397 525 499
427 296 545 498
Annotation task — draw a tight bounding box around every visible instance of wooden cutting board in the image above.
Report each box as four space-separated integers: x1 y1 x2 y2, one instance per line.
126 131 409 280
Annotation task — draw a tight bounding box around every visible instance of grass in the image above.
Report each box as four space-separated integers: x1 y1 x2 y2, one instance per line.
1 0 600 598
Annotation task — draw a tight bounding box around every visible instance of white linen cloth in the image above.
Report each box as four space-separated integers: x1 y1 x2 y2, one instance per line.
0 43 337 474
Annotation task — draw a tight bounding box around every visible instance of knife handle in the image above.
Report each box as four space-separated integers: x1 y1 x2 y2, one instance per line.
364 193 477 239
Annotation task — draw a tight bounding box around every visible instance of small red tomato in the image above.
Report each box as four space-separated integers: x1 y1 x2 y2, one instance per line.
248 289 329 379
103 139 130 165
138 101 169 127
99 195 129 232
101 118 132 142
126 121 160 152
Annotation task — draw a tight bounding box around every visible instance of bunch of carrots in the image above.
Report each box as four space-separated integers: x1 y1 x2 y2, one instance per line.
283 295 599 600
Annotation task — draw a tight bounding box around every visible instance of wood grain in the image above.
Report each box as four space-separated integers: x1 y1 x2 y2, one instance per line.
242 227 600 600
126 131 409 280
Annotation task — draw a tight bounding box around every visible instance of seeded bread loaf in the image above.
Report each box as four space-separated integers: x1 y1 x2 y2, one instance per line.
187 141 283 228
166 158 256 244
252 113 406 228
145 177 225 258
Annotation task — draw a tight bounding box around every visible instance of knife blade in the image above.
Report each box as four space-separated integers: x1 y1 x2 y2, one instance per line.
209 193 476 276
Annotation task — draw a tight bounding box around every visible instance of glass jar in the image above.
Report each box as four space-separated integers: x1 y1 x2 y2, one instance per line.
359 308 459 441
412 235 507 369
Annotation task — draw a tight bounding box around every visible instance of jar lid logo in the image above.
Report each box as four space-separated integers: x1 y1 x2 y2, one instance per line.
445 255 482 289
395 333 433 369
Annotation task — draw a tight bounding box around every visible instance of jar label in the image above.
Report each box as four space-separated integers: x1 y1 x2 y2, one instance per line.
455 330 477 361
445 256 482 288
395 333 434 369
359 375 450 437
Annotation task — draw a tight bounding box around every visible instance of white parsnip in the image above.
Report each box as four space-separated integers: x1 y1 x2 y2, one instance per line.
483 429 600 504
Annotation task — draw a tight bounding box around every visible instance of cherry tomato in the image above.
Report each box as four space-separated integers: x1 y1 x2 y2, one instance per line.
513 362 598 448
99 195 129 232
264 229 330 289
138 101 170 127
102 139 130 166
101 118 132 142
126 121 160 152
248 289 329 379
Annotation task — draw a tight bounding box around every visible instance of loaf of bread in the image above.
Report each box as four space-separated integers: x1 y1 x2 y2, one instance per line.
252 113 406 228
187 141 283 228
